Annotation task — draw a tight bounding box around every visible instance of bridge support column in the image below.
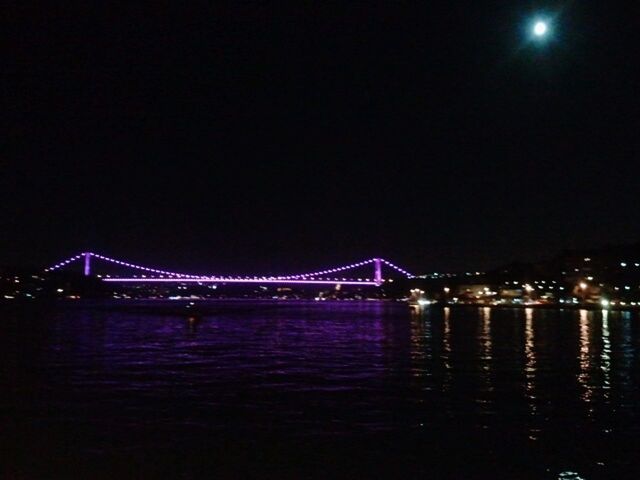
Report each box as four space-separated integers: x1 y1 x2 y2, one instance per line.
374 258 382 286
83 252 91 276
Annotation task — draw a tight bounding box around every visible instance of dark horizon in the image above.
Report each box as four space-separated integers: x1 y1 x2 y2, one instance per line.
4 2 640 274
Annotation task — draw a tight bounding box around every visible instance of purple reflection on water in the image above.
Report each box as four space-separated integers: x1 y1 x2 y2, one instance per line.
2 301 640 478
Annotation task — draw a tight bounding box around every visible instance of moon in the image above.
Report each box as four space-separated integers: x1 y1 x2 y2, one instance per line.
533 21 548 37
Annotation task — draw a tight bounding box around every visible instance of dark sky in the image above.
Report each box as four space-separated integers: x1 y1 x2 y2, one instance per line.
3 2 640 275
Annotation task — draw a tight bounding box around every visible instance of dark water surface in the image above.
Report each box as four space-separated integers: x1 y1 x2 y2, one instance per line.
2 301 639 479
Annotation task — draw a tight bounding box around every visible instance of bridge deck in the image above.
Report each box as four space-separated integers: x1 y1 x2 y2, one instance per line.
102 278 379 285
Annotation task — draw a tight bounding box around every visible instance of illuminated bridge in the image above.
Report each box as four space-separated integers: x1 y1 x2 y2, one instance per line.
45 252 414 287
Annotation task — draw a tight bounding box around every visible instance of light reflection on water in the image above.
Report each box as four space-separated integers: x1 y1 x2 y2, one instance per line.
524 307 538 440
442 306 452 394
578 309 593 406
601 310 611 399
1 301 640 478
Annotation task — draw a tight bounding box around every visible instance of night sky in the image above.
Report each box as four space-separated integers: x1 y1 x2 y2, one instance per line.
3 2 640 275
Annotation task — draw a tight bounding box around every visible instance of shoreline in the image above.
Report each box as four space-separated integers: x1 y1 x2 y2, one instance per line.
431 302 638 312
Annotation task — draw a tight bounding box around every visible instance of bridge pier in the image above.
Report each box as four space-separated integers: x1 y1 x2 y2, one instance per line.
84 252 91 276
374 258 382 286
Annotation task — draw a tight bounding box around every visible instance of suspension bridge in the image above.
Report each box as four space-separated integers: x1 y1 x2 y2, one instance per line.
45 252 414 287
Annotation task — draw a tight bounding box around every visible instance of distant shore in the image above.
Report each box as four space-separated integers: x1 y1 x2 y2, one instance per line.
421 302 639 312
2 297 639 314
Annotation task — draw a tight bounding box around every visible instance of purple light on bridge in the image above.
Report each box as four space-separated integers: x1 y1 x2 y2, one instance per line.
102 278 379 286
44 251 414 283
84 252 91 276
381 259 413 277
374 258 382 286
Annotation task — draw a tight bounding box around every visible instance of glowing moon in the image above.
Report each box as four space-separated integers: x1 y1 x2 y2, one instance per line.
533 21 548 37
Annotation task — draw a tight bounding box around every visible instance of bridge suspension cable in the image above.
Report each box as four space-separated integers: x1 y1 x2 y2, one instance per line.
44 251 414 283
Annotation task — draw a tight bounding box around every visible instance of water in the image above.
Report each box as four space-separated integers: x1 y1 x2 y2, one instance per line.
1 301 639 479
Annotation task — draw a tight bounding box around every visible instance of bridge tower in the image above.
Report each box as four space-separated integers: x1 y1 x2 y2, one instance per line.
374 258 382 286
83 252 91 276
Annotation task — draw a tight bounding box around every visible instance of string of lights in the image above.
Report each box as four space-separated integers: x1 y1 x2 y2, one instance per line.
44 252 414 282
